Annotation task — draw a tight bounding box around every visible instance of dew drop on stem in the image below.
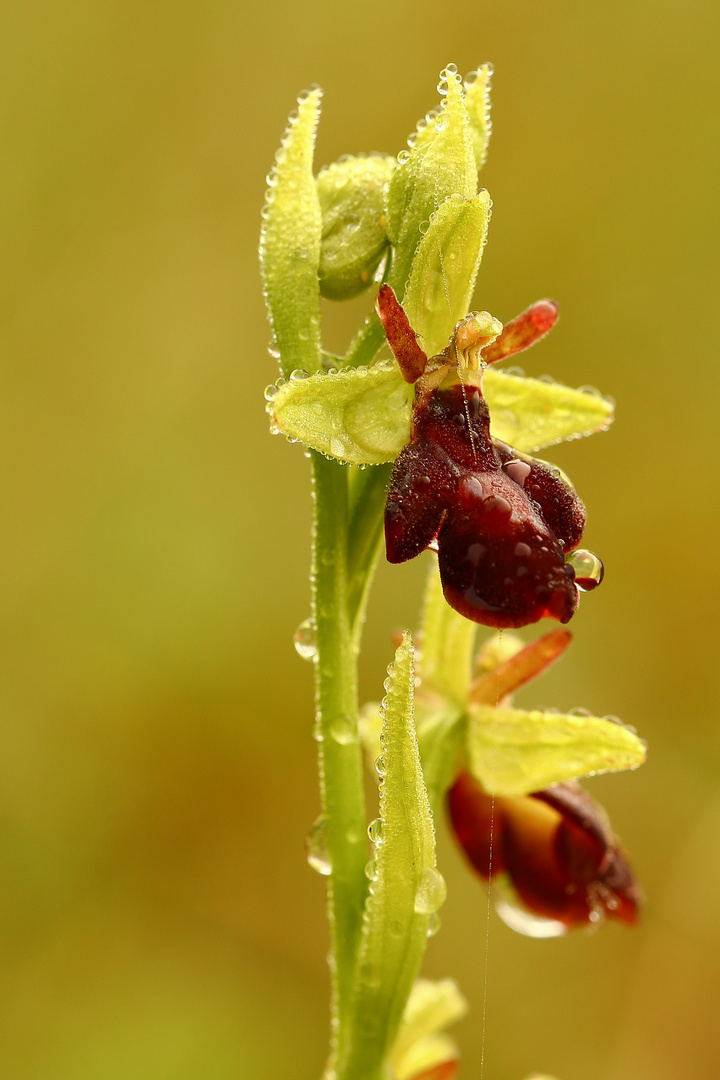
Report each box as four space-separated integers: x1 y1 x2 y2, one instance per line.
294 618 317 660
305 815 332 876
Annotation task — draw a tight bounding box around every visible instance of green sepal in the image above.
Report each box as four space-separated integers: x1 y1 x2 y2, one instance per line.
464 64 493 171
268 362 411 465
466 704 647 797
389 978 467 1080
259 89 323 378
386 69 476 267
270 361 613 465
339 633 442 1080
484 369 615 452
402 192 492 358
419 564 475 705
317 154 395 300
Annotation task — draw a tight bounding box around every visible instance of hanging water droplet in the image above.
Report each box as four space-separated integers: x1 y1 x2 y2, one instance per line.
566 549 604 591
494 895 566 938
418 219 430 235
264 384 279 401
427 912 441 938
305 815 332 876
414 866 447 915
365 859 378 880
367 818 384 845
375 754 387 778
397 150 411 165
294 618 317 661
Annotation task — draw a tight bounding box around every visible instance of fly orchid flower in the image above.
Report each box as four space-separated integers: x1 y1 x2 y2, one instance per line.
448 771 640 933
377 285 598 628
360 589 644 937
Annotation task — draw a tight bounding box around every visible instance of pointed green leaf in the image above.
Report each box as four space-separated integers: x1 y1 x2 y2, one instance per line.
269 362 411 464
339 633 442 1080
402 192 493 358
419 565 476 705
484 369 615 452
259 89 323 377
318 154 394 300
467 704 647 797
464 64 493 171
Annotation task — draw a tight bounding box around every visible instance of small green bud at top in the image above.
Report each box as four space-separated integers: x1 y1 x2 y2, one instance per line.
317 154 395 301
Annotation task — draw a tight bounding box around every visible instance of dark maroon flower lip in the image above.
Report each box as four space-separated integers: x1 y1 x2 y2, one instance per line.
447 771 641 930
377 287 592 629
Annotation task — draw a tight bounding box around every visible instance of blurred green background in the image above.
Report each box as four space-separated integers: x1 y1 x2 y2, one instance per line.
1 1 719 1077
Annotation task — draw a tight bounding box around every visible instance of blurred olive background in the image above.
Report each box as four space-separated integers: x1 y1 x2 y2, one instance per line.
1 1 719 1078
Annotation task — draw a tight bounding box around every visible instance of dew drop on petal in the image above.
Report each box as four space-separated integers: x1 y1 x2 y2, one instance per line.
305 815 332 876
494 896 566 938
264 384 279 401
294 618 317 660
566 549 604 591
414 866 447 915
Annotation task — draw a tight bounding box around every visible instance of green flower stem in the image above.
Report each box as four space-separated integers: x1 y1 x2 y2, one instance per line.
312 452 375 1056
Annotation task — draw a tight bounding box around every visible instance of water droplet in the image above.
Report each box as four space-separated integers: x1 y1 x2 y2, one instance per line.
569 706 592 717
306 816 332 876
397 150 411 165
444 62 458 75
365 859 378 880
294 618 317 660
264 384 279 401
367 818 384 845
290 368 310 381
330 715 356 745
329 436 348 459
503 459 532 486
435 116 447 131
566 549 604 591
418 219 430 235
494 895 566 938
414 866 447 915
375 754 387 778
427 912 441 937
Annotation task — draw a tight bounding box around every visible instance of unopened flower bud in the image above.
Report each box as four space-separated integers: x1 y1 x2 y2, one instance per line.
317 154 394 300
